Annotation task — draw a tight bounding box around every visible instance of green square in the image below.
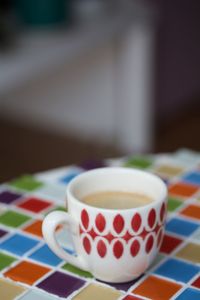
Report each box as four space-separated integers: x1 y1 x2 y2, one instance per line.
0 252 16 270
167 197 182 212
124 156 152 169
9 175 43 192
51 205 66 212
0 210 31 227
62 263 93 278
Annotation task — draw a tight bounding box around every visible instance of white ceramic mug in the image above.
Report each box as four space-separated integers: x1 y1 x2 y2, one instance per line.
42 167 167 283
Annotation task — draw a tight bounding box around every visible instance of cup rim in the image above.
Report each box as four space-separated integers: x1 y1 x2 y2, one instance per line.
66 167 167 212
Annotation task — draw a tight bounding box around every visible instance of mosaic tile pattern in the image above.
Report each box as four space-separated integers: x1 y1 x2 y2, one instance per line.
182 171 200 185
124 155 153 169
180 204 200 220
0 149 200 299
167 197 183 212
0 252 16 270
4 261 51 285
165 217 199 236
22 220 43 238
122 296 144 300
131 275 182 300
153 258 200 283
175 288 200 300
0 228 8 238
17 197 53 213
0 190 22 204
159 234 183 254
9 175 44 191
72 283 122 300
19 290 58 300
154 165 185 179
37 271 85 298
168 182 199 198
0 210 31 227
62 263 93 278
192 276 200 289
175 242 200 263
0 233 39 255
29 244 62 266
0 278 26 300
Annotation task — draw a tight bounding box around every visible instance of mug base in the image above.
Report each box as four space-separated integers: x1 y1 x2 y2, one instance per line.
95 273 143 284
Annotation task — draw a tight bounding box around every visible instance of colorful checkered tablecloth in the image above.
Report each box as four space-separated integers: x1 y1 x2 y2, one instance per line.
0 149 200 300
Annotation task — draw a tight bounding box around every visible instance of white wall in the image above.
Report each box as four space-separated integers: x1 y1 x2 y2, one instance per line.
0 43 116 144
115 24 155 153
0 15 156 153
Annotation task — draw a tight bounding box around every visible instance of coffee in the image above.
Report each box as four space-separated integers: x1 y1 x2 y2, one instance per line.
82 191 153 209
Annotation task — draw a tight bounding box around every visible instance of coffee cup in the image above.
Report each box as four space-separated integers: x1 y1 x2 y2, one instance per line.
42 167 167 283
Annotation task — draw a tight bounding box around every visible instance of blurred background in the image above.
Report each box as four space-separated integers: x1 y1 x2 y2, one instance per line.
0 0 200 181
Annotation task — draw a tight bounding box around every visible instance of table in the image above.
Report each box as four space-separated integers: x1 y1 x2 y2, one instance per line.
0 149 200 300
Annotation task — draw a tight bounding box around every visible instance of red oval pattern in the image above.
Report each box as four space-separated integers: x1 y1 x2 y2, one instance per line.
130 240 140 257
145 235 154 253
113 214 125 234
83 236 91 254
97 240 107 257
148 209 156 228
113 241 124 259
95 213 106 232
131 213 142 232
160 203 165 222
81 209 89 230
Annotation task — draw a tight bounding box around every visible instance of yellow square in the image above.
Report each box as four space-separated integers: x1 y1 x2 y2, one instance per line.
176 242 200 264
72 284 122 300
0 278 26 300
155 165 184 178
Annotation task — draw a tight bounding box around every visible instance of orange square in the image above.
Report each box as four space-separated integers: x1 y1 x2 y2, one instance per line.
180 204 200 220
23 220 43 237
132 275 182 300
168 182 199 197
4 261 51 285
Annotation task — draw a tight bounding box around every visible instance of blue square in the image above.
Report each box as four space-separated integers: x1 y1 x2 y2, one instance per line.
166 217 199 236
182 171 200 185
154 258 199 283
29 244 62 266
175 288 200 300
0 233 39 256
59 171 81 184
18 290 57 300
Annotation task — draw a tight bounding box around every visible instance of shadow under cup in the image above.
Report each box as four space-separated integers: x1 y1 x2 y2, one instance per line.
66 167 168 283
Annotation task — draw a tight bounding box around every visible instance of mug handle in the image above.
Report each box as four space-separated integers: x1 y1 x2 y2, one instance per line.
42 211 90 271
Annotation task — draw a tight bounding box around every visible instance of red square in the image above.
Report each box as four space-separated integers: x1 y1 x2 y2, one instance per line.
123 295 144 300
192 276 200 289
160 234 183 254
17 197 52 213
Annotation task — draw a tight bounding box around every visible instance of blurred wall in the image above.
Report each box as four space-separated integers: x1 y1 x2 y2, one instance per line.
0 44 116 142
0 1 157 153
155 0 200 120
0 4 156 153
